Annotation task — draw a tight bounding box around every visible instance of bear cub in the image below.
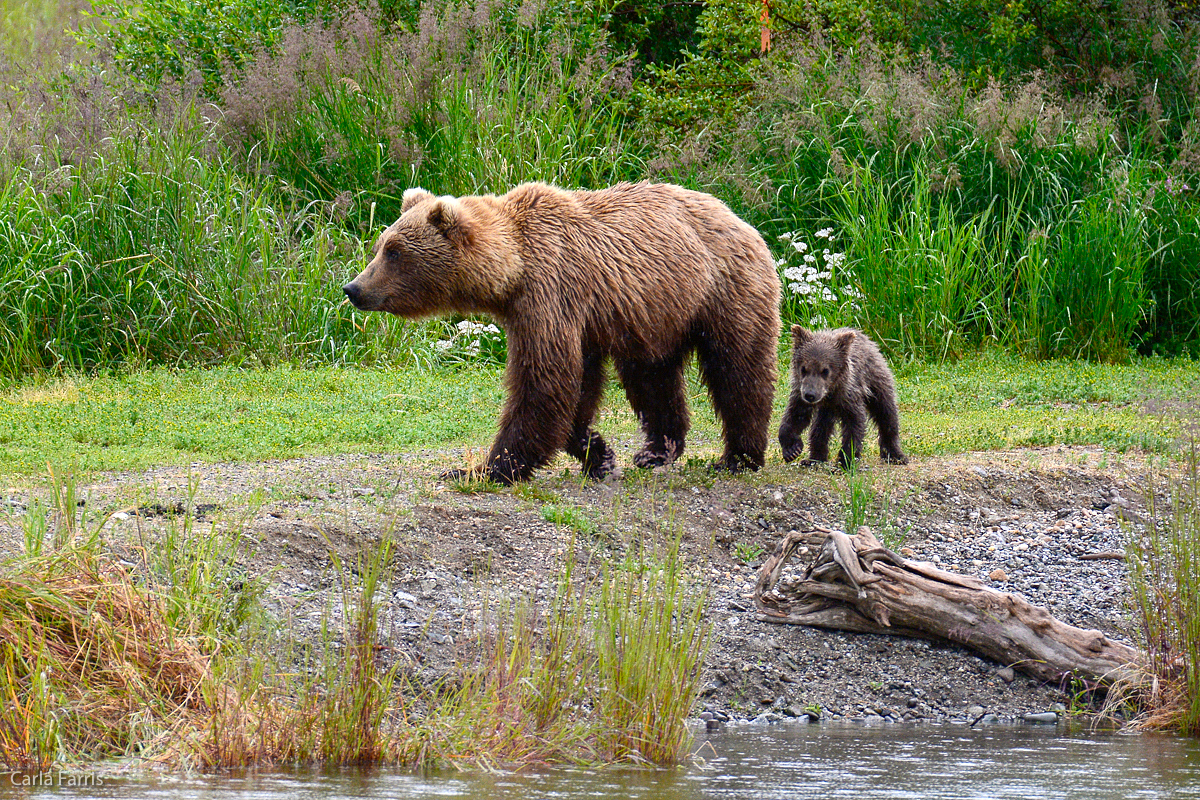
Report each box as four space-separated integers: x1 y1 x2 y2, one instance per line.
778 325 907 468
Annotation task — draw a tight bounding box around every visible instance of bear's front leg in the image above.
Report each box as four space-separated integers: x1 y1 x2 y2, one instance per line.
475 332 580 485
836 404 868 469
778 400 813 464
801 406 837 466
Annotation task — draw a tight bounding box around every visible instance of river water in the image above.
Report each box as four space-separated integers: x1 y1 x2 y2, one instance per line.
4 722 1198 799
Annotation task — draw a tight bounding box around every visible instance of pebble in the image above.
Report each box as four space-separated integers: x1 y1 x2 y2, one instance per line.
1023 712 1059 724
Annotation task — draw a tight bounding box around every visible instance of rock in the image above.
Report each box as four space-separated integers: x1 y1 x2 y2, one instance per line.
967 705 985 718
989 568 1008 581
1049 702 1068 714
996 667 1015 684
1023 712 1059 724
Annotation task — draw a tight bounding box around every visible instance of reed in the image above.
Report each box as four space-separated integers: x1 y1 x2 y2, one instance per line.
1125 432 1200 735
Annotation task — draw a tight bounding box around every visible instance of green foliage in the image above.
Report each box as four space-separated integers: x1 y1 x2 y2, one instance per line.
732 540 765 564
84 0 317 95
541 503 599 537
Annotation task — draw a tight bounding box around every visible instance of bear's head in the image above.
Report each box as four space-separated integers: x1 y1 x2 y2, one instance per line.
790 325 855 405
343 187 515 318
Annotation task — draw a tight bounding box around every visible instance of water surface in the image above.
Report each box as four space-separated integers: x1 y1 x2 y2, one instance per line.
4 722 1198 799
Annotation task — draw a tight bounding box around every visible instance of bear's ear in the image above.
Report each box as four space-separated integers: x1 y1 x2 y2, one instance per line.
834 330 856 352
791 325 811 345
401 187 434 213
427 197 471 245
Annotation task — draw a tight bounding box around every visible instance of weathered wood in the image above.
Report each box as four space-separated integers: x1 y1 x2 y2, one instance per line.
753 526 1143 686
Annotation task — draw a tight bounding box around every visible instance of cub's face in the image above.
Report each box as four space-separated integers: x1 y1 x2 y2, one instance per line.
793 356 836 405
790 326 855 405
342 188 463 318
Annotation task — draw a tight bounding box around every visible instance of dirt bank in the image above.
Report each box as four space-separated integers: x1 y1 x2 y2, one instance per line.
0 445 1150 726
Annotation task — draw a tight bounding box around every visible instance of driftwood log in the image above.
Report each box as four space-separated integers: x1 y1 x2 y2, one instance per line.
753 526 1143 686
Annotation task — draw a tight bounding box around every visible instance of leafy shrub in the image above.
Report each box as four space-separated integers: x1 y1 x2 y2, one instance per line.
84 0 321 95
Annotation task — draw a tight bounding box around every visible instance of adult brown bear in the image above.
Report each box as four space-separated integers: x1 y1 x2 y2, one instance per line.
343 181 781 485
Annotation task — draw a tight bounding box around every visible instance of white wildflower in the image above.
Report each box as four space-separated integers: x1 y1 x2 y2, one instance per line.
803 254 817 264
791 240 808 253
815 227 834 239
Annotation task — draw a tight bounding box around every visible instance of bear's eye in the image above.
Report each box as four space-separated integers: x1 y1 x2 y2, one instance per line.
799 366 808 377
821 368 830 378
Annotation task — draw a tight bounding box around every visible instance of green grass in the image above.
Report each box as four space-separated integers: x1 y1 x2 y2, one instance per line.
0 352 1194 482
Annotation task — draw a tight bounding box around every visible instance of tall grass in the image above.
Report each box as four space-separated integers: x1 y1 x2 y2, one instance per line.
1 2 1198 373
828 162 1001 359
0 471 710 771
659 41 1195 362
383 537 709 767
0 114 406 375
1126 434 1200 736
218 4 637 226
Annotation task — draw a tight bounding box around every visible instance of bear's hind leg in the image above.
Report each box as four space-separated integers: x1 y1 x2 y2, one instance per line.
696 328 773 472
565 353 616 479
617 354 689 469
866 390 907 464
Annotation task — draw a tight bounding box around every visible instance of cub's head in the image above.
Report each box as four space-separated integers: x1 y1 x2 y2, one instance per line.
342 187 482 317
789 325 855 405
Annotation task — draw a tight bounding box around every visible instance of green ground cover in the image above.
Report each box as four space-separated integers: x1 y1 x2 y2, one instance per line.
1 353 1193 481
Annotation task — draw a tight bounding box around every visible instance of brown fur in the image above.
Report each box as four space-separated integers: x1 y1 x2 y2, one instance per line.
343 181 781 484
778 325 907 468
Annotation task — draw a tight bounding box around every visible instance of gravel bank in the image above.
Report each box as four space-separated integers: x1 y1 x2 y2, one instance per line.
0 445 1151 727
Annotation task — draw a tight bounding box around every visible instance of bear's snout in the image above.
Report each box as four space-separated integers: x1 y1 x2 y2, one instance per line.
343 282 364 307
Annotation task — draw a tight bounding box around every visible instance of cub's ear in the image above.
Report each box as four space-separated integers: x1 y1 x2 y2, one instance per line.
791 325 812 346
427 197 471 245
401 187 434 213
835 329 857 351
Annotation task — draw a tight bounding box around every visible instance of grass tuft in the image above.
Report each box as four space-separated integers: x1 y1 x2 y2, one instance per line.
1125 431 1200 735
